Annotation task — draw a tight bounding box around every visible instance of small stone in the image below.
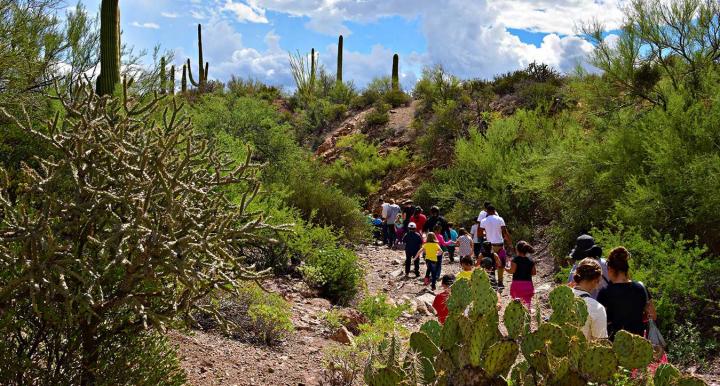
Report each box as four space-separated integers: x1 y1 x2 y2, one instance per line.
268 368 275 373
391 268 404 278
329 326 355 345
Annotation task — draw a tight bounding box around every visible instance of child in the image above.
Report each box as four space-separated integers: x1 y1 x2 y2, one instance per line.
403 222 423 277
479 241 502 291
456 255 474 281
456 228 474 261
506 240 537 308
371 214 383 243
415 232 443 291
432 274 455 324
394 219 405 248
447 223 459 262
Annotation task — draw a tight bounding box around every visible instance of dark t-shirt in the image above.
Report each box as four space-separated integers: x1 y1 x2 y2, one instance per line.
512 255 535 281
403 231 423 255
597 281 648 338
424 215 449 237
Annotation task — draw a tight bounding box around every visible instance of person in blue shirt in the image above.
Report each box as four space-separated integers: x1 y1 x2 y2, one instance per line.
447 222 458 263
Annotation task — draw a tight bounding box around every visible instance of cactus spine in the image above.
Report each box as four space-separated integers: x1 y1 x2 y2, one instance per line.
391 53 399 91
95 0 120 96
186 24 209 92
336 35 343 83
159 57 166 94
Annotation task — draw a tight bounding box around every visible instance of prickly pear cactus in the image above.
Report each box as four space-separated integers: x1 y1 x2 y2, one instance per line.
483 339 518 377
613 330 653 369
537 323 570 357
420 320 441 347
448 279 472 315
579 345 618 383
674 375 707 386
654 363 681 386
440 315 460 350
504 299 530 339
469 269 496 317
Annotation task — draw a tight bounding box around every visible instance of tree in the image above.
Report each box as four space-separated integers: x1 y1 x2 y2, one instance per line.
0 82 284 384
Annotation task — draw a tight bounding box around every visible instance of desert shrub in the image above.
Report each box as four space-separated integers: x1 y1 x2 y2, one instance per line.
196 283 293 345
666 321 718 371
591 224 720 340
363 102 390 129
328 81 357 106
492 68 530 95
226 76 282 100
0 86 277 383
383 89 411 108
516 80 560 110
412 66 464 114
327 133 408 200
357 293 411 324
324 102 348 123
351 77 393 110
321 344 367 386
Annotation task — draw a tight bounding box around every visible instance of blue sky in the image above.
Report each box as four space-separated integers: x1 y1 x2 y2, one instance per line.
72 0 625 90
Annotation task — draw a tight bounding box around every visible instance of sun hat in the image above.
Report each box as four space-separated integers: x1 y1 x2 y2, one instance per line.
408 222 417 230
569 234 601 260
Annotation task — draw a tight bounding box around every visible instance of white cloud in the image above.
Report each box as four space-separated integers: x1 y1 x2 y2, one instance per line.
131 21 160 29
190 10 207 20
221 0 269 23
490 0 625 35
160 12 179 18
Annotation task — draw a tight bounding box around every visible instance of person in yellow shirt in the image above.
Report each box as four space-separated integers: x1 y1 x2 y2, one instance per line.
415 232 442 290
456 255 474 281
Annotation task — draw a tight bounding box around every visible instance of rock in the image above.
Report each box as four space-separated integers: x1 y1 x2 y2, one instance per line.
337 308 368 335
306 298 332 309
390 268 404 278
416 293 436 306
329 326 355 345
392 259 402 265
535 283 552 293
268 368 275 373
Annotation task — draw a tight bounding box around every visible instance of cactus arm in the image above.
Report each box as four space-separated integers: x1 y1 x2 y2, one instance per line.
337 35 343 83
186 58 200 87
197 24 204 86
95 0 121 96
169 65 175 95
181 64 187 93
391 53 399 91
159 57 166 94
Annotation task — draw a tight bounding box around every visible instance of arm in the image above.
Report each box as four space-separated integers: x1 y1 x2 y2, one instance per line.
531 265 537 276
645 299 657 321
501 226 513 247
506 261 517 274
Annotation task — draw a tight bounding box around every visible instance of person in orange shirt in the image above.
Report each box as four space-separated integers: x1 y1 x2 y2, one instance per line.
432 274 455 324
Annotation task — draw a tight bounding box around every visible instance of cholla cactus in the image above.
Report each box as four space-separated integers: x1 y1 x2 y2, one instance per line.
362 270 707 386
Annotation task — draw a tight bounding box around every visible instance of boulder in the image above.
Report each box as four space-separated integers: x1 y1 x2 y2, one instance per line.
329 326 355 345
337 308 368 335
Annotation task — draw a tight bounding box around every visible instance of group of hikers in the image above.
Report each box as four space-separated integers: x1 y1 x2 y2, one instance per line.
370 198 665 355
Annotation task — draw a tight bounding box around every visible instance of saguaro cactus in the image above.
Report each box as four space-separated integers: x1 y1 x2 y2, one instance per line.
181 64 187 93
159 57 166 94
95 0 120 96
391 53 399 91
336 35 343 83
169 65 175 95
187 24 209 92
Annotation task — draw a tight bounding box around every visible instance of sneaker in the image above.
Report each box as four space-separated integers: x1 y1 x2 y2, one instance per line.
414 271 420 277
423 277 430 286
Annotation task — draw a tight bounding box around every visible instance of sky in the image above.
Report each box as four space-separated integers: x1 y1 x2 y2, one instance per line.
73 0 625 91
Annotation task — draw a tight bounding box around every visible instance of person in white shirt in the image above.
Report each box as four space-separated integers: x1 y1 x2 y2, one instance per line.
476 201 499 223
571 258 609 341
385 199 402 248
470 220 481 257
379 197 390 245
479 205 512 287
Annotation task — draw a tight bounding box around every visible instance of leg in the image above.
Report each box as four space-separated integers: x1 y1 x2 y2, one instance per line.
414 256 420 276
387 224 397 247
448 246 455 262
429 261 439 290
404 250 412 275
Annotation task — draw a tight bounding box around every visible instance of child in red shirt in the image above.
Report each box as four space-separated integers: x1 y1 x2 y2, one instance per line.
432 274 456 324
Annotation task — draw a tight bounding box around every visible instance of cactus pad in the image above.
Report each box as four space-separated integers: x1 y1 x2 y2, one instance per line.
448 278 473 314
613 330 653 369
504 299 530 339
420 320 442 347
573 297 589 325
366 366 404 386
440 315 460 350
409 332 439 360
579 345 618 383
483 339 519 377
538 323 570 356
470 269 497 317
674 375 707 386
653 363 681 386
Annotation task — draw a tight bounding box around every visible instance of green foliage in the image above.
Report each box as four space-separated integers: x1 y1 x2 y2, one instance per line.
0 85 280 383
327 133 408 200
226 76 283 100
383 89 411 108
591 223 719 337
666 322 718 372
363 102 391 129
292 226 365 304
247 294 294 345
351 76 393 109
358 293 411 324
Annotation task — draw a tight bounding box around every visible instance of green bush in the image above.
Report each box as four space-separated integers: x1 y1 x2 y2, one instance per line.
328 81 358 106
294 226 364 304
327 133 408 200
357 293 411 323
248 298 294 345
666 321 718 371
363 102 390 129
591 224 719 338
383 89 411 108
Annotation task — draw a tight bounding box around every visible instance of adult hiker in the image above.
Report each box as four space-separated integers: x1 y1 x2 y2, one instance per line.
567 234 609 298
424 206 450 240
506 241 536 308
479 205 512 288
384 199 401 248
403 222 423 278
410 206 427 235
476 201 498 227
401 200 415 230
379 197 390 245
572 258 609 340
415 232 443 291
470 218 482 257
597 246 657 340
